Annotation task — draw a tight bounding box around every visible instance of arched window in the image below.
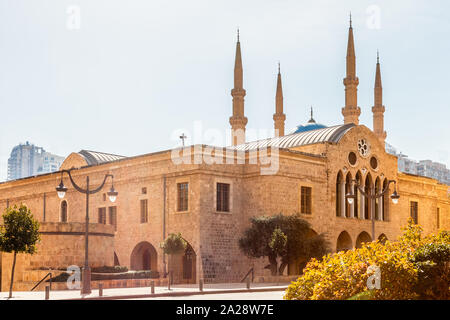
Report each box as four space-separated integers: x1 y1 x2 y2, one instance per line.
336 172 343 217
355 171 362 219
345 173 352 218
375 177 381 220
364 174 373 220
382 179 388 221
60 200 68 222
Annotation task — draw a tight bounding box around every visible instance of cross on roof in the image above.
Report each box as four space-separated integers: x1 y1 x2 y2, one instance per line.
179 133 187 147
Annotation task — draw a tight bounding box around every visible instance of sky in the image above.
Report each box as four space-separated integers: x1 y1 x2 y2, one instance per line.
0 0 449 181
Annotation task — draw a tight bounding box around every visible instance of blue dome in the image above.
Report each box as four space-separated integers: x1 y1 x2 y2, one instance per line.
293 121 327 133
292 108 327 133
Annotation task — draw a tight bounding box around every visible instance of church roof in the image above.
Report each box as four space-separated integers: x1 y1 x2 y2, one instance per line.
232 123 355 151
78 150 126 166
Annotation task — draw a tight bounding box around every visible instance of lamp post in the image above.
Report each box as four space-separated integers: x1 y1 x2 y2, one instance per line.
56 169 118 295
346 179 399 241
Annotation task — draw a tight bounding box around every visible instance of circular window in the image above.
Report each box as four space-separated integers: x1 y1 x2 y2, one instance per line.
370 156 378 170
357 139 371 157
348 152 357 166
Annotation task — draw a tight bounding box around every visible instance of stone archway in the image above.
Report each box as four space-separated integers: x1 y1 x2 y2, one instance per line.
287 229 319 276
336 231 353 252
355 231 372 248
130 241 158 271
378 233 388 244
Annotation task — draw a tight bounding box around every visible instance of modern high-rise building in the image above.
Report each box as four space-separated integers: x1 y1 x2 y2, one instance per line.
386 143 450 185
7 142 65 181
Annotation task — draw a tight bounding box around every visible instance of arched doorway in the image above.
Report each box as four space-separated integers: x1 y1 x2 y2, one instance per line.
336 231 352 252
356 231 372 248
130 241 158 271
378 234 388 244
287 229 319 276
169 241 197 284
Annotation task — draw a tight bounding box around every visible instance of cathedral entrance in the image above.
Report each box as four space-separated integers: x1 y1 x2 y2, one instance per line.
130 241 158 271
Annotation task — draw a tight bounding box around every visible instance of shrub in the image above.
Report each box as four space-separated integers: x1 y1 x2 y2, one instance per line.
91 270 159 281
284 219 449 300
49 270 160 282
239 214 329 276
410 234 450 300
92 266 129 273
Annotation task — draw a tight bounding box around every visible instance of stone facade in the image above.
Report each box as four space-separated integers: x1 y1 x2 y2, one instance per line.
0 126 448 290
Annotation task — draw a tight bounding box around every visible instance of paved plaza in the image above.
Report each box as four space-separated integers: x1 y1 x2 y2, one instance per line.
0 283 288 300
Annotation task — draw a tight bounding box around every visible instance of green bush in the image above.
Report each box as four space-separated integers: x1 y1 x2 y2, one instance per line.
47 272 70 283
48 270 160 282
410 241 450 299
92 270 159 281
92 266 129 273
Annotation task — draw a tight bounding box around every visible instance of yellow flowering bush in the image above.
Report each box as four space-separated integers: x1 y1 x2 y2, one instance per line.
284 220 449 300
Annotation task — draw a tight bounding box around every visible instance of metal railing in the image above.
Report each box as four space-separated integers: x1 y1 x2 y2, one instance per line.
31 272 52 291
240 267 254 283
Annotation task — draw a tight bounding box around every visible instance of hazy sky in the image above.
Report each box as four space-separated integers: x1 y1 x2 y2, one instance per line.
0 0 449 181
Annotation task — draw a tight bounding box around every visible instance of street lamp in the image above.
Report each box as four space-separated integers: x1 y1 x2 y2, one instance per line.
56 169 117 295
345 179 399 241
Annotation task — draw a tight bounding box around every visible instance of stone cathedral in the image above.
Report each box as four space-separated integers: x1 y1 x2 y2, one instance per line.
0 20 448 291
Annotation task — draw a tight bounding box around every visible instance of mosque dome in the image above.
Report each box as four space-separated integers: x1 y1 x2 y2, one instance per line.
292 107 327 133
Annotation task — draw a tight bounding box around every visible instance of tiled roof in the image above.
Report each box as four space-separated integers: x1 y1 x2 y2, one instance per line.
231 123 355 151
78 150 126 166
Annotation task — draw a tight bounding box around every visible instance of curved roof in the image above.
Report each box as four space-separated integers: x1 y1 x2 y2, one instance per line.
232 123 355 151
78 150 126 166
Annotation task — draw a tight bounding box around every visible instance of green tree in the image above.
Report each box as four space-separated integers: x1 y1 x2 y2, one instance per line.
410 240 450 299
269 227 287 269
160 233 187 287
239 214 329 276
0 204 40 298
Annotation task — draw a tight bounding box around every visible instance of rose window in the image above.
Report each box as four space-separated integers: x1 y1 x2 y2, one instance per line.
357 139 370 157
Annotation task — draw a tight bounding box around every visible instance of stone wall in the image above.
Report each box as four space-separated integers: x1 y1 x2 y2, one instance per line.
0 222 114 292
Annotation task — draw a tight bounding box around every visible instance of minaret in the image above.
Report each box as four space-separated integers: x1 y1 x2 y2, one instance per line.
372 51 387 143
341 14 361 125
273 62 286 137
229 29 248 146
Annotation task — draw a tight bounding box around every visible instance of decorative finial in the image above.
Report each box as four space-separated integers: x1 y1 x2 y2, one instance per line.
349 12 352 28
308 106 316 124
237 27 240 42
377 50 380 63
278 61 280 74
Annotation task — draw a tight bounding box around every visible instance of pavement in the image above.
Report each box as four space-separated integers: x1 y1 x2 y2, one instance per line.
0 282 289 300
